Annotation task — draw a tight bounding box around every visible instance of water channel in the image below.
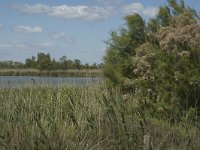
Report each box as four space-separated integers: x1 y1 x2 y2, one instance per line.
0 76 101 88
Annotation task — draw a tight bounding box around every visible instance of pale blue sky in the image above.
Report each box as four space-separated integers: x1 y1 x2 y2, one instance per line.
0 0 199 64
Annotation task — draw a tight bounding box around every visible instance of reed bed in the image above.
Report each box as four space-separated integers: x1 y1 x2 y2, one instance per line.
0 69 102 77
0 84 199 149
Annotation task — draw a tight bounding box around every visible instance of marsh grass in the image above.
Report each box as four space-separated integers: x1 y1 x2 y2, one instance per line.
0 84 199 149
0 69 102 77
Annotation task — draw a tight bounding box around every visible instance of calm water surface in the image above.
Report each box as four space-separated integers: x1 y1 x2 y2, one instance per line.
0 76 101 88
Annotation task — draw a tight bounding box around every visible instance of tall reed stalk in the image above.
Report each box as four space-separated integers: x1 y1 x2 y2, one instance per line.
0 84 199 149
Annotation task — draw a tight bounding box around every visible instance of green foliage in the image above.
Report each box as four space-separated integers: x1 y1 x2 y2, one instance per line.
37 53 52 70
103 0 200 124
104 13 145 87
124 14 145 45
168 0 185 15
157 6 171 26
0 61 24 69
0 52 102 71
0 85 200 149
25 56 37 68
74 59 81 70
146 18 159 33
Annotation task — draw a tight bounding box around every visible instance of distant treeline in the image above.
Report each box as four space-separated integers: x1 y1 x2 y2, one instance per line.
0 53 103 70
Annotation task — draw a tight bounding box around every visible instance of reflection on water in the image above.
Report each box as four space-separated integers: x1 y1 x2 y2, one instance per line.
0 76 101 88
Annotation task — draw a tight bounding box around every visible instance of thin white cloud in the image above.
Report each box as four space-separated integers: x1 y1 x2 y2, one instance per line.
15 43 27 48
97 0 124 5
123 2 144 14
39 42 52 47
123 2 158 17
142 7 158 17
30 41 53 48
0 44 12 48
49 32 65 39
0 43 27 49
14 25 43 33
0 41 53 51
13 3 50 14
50 5 109 20
13 3 110 21
12 2 158 21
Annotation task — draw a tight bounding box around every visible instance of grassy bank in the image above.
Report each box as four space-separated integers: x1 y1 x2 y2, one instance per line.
0 84 199 149
0 69 102 77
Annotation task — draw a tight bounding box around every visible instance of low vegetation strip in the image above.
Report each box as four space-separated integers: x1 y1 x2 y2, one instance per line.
0 69 102 77
0 85 199 149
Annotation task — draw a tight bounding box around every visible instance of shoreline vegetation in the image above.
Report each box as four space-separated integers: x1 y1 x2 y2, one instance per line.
0 0 200 149
0 53 103 72
0 84 199 149
0 69 102 77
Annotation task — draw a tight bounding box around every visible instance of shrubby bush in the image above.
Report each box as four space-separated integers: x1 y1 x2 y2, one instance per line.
103 0 200 123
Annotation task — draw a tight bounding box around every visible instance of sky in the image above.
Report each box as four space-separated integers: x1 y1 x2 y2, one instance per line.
0 0 199 64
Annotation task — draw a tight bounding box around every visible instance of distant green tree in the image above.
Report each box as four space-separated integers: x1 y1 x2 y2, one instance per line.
66 60 74 69
13 62 24 68
59 56 69 70
37 53 52 70
74 59 81 70
51 58 60 70
1 52 101 70
90 63 98 69
25 56 37 68
59 56 67 63
84 63 89 69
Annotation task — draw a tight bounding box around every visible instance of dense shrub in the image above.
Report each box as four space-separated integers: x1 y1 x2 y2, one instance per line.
103 0 200 122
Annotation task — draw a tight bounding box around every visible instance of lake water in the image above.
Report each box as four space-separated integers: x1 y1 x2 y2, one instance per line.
0 76 101 88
